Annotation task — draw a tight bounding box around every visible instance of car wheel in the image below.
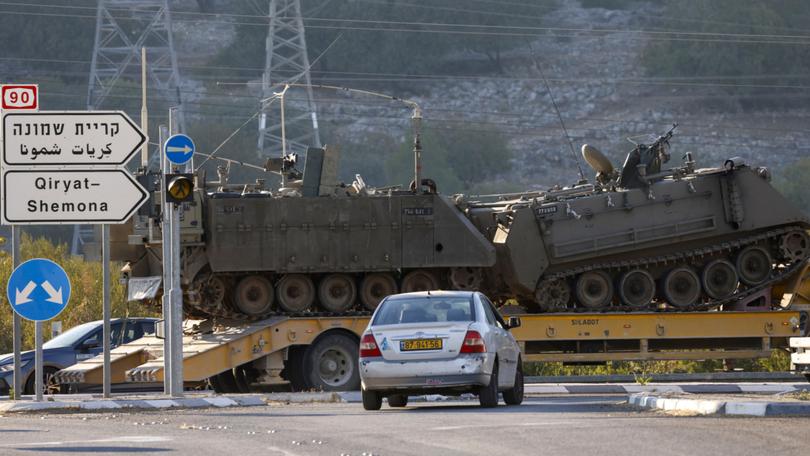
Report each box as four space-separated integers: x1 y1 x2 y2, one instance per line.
362 388 382 410
303 333 361 391
387 394 408 408
24 366 59 396
478 359 499 408
502 358 524 406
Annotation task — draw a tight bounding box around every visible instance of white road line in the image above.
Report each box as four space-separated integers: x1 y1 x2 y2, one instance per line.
267 446 301 456
433 421 580 431
2 435 172 447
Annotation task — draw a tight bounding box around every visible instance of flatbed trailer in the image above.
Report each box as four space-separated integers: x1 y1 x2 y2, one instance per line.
55 309 806 392
54 263 810 391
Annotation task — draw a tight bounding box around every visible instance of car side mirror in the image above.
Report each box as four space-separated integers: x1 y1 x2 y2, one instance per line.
507 316 521 329
81 338 100 350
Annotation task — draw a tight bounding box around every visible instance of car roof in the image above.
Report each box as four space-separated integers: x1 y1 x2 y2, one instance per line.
385 290 477 300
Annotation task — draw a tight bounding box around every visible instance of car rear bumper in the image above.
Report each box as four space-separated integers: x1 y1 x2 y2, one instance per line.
360 354 491 391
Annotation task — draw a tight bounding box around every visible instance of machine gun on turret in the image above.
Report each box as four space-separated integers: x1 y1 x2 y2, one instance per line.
617 123 678 189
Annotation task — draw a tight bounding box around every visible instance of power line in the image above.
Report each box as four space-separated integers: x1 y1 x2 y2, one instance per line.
2 4 810 45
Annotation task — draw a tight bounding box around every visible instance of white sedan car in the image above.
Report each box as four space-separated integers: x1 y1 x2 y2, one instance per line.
359 290 524 410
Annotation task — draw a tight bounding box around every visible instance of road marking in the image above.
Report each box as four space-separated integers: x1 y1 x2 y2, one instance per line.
267 446 301 456
433 421 580 431
3 435 171 447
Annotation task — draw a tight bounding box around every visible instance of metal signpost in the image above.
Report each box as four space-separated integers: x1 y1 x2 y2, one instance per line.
6 259 71 401
162 132 194 397
1 109 146 400
1 83 38 401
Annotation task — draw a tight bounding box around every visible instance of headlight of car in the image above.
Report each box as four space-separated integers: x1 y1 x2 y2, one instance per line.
0 360 30 372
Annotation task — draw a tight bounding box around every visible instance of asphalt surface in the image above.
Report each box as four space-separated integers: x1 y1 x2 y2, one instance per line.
0 395 808 455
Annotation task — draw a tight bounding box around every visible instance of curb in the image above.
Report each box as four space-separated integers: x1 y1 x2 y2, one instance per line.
526 383 810 395
627 393 810 416
0 392 344 414
525 372 805 384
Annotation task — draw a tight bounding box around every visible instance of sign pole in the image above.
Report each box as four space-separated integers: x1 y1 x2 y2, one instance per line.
34 322 43 401
160 125 172 395
102 224 111 398
11 225 21 400
170 195 183 397
168 107 183 397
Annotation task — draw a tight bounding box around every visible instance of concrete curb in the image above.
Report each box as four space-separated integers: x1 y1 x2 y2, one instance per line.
526 372 805 384
627 393 810 416
526 383 810 395
0 392 345 414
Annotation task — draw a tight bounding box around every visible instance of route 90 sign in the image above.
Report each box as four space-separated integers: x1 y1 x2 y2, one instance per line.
1 84 38 111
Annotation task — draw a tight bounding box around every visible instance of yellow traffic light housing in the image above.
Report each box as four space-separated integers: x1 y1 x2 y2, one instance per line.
166 173 194 204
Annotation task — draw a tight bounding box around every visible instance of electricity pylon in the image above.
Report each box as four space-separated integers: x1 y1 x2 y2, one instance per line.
258 0 321 159
77 0 185 257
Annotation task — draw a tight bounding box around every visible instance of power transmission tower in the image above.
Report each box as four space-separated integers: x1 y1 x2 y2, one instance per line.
76 0 185 257
258 0 321 159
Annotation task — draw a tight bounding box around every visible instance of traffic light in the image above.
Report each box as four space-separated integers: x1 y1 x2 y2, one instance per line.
165 173 194 204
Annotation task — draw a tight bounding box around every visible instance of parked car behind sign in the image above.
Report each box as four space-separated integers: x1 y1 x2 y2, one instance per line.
0 318 157 395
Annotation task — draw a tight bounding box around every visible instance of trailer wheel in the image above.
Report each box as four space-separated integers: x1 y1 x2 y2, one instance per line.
214 369 240 393
303 333 360 391
281 346 308 391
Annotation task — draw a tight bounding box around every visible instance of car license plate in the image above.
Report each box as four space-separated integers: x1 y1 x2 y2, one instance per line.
400 338 442 351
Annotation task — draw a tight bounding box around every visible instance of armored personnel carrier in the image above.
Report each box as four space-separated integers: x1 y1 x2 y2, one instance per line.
114 126 810 318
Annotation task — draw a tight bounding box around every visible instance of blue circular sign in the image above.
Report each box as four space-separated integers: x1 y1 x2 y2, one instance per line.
6 258 71 322
164 134 195 165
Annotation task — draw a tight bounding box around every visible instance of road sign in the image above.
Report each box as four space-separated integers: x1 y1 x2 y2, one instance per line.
2 111 146 166
1 84 38 111
2 169 148 224
6 258 71 321
164 134 194 165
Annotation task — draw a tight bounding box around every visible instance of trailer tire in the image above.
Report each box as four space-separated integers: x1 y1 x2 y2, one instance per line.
284 346 310 391
214 369 240 393
303 333 360 391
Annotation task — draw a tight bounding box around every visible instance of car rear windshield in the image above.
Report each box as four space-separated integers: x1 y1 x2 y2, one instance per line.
373 296 476 325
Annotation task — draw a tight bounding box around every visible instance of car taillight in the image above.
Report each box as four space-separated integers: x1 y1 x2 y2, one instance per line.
360 333 382 358
460 330 486 353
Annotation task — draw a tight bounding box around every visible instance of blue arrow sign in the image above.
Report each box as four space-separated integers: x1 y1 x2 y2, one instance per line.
6 258 71 321
164 134 195 165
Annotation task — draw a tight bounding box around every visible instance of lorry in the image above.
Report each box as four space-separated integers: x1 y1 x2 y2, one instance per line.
55 119 810 392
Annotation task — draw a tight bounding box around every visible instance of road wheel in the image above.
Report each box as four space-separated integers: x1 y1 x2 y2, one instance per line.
234 275 274 317
663 266 702 307
401 270 440 293
702 259 739 299
736 246 772 286
502 359 524 406
362 388 382 411
478 359 499 408
575 270 614 309
359 273 397 310
618 270 656 308
24 366 59 396
303 333 360 391
318 274 357 312
387 394 408 408
276 274 315 312
535 279 571 311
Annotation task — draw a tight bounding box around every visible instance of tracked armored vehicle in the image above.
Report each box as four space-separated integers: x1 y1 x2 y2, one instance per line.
114 126 810 319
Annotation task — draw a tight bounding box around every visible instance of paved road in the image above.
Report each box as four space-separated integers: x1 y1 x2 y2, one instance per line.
0 395 807 455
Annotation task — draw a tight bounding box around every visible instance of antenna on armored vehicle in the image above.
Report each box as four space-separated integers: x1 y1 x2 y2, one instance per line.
528 47 586 183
